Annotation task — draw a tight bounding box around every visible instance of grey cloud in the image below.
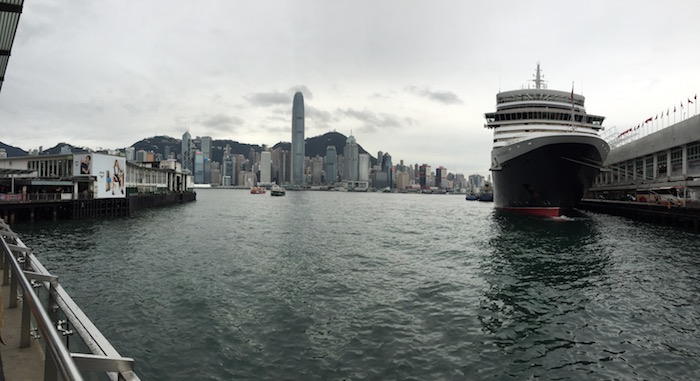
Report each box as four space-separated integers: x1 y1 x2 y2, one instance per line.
244 86 315 107
243 92 290 107
337 108 413 130
407 86 464 105
198 114 244 133
306 105 334 125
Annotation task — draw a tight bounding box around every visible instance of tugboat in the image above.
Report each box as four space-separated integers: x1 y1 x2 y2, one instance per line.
478 182 493 202
485 63 609 216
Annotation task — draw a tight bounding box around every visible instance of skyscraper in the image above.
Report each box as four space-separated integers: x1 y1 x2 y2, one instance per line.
311 156 323 185
291 92 305 186
181 132 192 172
358 154 370 182
436 166 447 188
325 146 337 184
344 135 359 181
194 151 204 184
260 151 272 184
419 164 431 189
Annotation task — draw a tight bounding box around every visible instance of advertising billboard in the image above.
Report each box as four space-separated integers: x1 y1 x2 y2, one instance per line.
73 153 126 199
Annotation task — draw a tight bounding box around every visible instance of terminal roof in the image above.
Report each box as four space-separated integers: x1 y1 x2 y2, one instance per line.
0 0 24 94
0 168 33 176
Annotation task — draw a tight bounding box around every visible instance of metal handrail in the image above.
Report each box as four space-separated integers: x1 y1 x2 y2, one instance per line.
1 228 84 381
1 222 141 381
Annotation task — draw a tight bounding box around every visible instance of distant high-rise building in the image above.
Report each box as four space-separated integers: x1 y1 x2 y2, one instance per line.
210 161 221 185
325 146 337 184
181 132 192 172
280 150 291 184
396 171 409 190
344 135 359 181
125 147 135 162
136 149 148 163
382 152 393 188
358 154 370 182
468 174 485 191
260 151 272 184
201 136 212 183
436 166 447 188
194 151 204 184
201 136 212 160
419 164 431 189
291 92 305 186
311 156 323 185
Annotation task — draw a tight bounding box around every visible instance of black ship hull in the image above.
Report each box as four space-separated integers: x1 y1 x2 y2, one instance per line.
491 135 608 216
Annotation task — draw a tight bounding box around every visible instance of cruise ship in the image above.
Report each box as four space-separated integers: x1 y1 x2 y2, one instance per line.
485 64 610 216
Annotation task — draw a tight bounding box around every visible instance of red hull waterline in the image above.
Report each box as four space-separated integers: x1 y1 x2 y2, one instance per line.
497 207 565 217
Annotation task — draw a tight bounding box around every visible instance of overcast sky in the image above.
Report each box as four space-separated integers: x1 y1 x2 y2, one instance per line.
2 0 700 175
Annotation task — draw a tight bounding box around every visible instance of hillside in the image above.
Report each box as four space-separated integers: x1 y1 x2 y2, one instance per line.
0 141 27 156
0 132 376 165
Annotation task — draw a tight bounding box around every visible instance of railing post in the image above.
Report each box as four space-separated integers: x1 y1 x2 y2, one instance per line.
20 289 31 347
9 262 17 308
45 283 60 381
2 250 8 286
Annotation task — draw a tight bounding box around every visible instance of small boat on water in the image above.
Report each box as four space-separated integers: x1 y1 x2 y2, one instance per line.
478 182 494 202
270 185 286 196
250 186 266 194
466 193 478 201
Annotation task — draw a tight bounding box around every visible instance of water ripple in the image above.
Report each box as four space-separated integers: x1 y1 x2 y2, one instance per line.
12 192 700 380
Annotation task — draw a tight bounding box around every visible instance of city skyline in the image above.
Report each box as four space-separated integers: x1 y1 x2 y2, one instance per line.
1 1 699 176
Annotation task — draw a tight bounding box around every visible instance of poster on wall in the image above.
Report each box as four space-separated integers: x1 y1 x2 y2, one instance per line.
73 154 126 199
73 154 93 175
94 154 126 199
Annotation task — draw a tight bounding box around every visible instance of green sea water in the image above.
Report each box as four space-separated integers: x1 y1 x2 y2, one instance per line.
14 189 700 380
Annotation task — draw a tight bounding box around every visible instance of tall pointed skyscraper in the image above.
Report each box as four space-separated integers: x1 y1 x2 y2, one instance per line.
291 92 305 186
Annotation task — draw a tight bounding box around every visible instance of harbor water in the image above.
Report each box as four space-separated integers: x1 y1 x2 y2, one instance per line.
13 189 700 380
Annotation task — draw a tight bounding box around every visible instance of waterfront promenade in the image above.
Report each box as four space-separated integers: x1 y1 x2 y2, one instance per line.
0 220 141 381
1 282 44 380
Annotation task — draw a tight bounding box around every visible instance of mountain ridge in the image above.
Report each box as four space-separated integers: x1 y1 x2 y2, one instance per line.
1 132 377 166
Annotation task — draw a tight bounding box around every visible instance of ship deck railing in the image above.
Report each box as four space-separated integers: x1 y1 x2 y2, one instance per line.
0 219 141 381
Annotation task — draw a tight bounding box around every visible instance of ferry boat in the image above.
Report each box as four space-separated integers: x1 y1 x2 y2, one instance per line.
485 64 610 216
270 185 286 196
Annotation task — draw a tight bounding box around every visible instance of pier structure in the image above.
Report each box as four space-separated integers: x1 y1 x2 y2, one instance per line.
0 153 195 223
583 115 700 231
0 220 142 381
591 114 700 195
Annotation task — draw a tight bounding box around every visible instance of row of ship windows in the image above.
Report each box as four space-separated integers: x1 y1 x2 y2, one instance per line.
497 95 584 106
486 112 602 125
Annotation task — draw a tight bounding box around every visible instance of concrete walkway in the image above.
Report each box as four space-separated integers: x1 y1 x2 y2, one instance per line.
1 282 44 381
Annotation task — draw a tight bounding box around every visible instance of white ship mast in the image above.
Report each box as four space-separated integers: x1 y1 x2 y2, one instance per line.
531 62 546 89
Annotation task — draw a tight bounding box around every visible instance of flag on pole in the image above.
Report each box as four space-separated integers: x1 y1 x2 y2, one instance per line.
570 84 574 103
655 114 658 120
690 97 694 105
645 117 653 123
667 108 670 116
